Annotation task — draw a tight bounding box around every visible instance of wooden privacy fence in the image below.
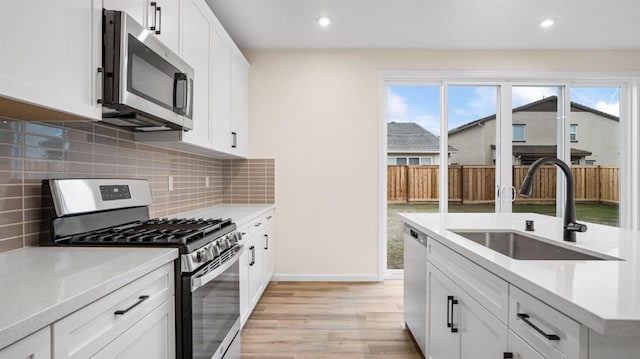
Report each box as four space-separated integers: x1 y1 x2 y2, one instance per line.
388 165 619 204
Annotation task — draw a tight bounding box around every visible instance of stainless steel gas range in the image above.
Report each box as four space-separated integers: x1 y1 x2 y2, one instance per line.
41 178 242 359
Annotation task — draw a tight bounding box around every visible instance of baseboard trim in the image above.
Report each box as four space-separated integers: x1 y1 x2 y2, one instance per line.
271 274 380 282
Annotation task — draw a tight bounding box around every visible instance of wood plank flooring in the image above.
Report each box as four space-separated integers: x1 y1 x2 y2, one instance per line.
241 280 422 359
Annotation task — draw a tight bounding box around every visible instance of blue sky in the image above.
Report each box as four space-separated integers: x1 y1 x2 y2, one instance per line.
387 85 620 136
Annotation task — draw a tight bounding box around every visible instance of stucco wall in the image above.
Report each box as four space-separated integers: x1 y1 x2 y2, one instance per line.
244 49 640 279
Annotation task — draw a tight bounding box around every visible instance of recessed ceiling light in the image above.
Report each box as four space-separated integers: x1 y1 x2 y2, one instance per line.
317 16 332 27
540 17 556 28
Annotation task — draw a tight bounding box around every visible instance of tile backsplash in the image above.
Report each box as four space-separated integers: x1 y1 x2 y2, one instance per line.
0 119 275 253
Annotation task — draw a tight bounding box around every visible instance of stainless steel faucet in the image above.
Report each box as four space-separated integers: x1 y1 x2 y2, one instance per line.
518 157 587 242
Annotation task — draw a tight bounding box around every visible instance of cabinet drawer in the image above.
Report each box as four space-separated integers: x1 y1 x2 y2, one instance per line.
509 286 587 359
240 211 274 239
53 262 174 359
427 238 509 323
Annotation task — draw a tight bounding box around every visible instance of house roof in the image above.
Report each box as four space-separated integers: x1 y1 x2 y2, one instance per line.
448 96 619 135
388 122 457 153
490 144 592 157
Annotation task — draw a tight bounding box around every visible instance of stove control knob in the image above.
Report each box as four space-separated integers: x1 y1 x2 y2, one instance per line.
196 250 206 263
211 244 220 258
219 239 228 251
230 232 241 244
204 247 214 261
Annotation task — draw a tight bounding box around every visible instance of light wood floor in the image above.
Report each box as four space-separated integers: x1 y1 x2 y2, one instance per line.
240 280 422 359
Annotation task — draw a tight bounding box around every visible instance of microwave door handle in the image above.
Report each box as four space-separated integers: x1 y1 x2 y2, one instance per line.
185 76 192 118
173 73 187 115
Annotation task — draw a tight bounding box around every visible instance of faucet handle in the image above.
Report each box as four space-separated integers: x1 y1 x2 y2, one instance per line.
566 222 588 233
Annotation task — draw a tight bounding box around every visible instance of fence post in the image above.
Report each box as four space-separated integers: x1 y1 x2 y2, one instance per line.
459 166 464 204
405 165 409 204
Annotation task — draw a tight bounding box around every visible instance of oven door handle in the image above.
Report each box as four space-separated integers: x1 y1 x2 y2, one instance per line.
191 245 244 292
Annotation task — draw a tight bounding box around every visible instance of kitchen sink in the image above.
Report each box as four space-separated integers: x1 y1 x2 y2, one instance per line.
450 230 616 261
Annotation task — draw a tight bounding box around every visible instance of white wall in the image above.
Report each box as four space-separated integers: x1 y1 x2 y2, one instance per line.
244 49 640 279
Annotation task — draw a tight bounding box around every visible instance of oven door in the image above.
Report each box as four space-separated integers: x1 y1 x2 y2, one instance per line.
182 246 243 359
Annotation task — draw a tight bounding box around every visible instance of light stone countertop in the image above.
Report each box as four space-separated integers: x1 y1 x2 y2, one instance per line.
173 204 276 227
0 246 178 349
399 212 640 337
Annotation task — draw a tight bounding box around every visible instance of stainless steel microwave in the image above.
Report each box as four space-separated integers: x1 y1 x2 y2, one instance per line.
101 9 194 131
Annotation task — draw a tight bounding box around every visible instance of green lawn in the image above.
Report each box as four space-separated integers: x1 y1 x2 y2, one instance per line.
387 202 619 269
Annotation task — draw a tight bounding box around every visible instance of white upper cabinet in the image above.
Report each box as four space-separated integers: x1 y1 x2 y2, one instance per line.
210 28 249 158
179 0 212 148
132 0 250 158
230 54 250 158
211 30 232 154
150 0 180 54
0 0 102 121
103 0 179 54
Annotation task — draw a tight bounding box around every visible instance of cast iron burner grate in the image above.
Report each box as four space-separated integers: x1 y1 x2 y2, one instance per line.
66 217 233 245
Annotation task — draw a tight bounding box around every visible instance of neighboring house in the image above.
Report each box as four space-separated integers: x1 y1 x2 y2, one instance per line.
388 122 457 165
448 96 619 166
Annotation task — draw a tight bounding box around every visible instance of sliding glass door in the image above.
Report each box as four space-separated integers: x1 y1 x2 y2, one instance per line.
382 74 628 275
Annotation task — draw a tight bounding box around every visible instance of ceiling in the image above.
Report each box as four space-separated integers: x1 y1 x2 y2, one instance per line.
205 0 640 49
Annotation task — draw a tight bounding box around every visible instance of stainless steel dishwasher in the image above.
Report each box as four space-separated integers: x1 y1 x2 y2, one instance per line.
403 224 428 355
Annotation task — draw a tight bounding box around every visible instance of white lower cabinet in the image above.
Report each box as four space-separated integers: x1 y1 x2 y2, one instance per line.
239 210 275 326
427 262 508 359
415 228 640 359
91 297 175 359
247 233 265 307
1 262 175 359
0 327 51 359
53 262 175 359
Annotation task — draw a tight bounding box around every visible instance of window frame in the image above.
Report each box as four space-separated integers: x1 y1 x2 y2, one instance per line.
570 124 578 142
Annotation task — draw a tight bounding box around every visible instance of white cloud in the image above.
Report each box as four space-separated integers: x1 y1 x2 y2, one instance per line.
467 87 497 117
387 90 408 118
594 101 620 116
386 89 441 135
512 87 557 107
413 114 441 136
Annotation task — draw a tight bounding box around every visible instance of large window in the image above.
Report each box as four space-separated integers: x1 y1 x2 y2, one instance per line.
382 72 633 278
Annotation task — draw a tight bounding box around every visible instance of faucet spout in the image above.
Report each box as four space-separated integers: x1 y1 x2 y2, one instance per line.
518 157 587 242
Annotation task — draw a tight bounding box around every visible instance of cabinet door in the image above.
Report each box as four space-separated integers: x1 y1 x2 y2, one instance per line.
507 330 545 359
92 297 175 359
248 236 264 306
0 327 51 359
458 282 509 358
230 54 249 158
0 0 102 121
427 263 461 359
262 221 274 283
180 0 212 148
149 0 180 53
211 29 232 154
